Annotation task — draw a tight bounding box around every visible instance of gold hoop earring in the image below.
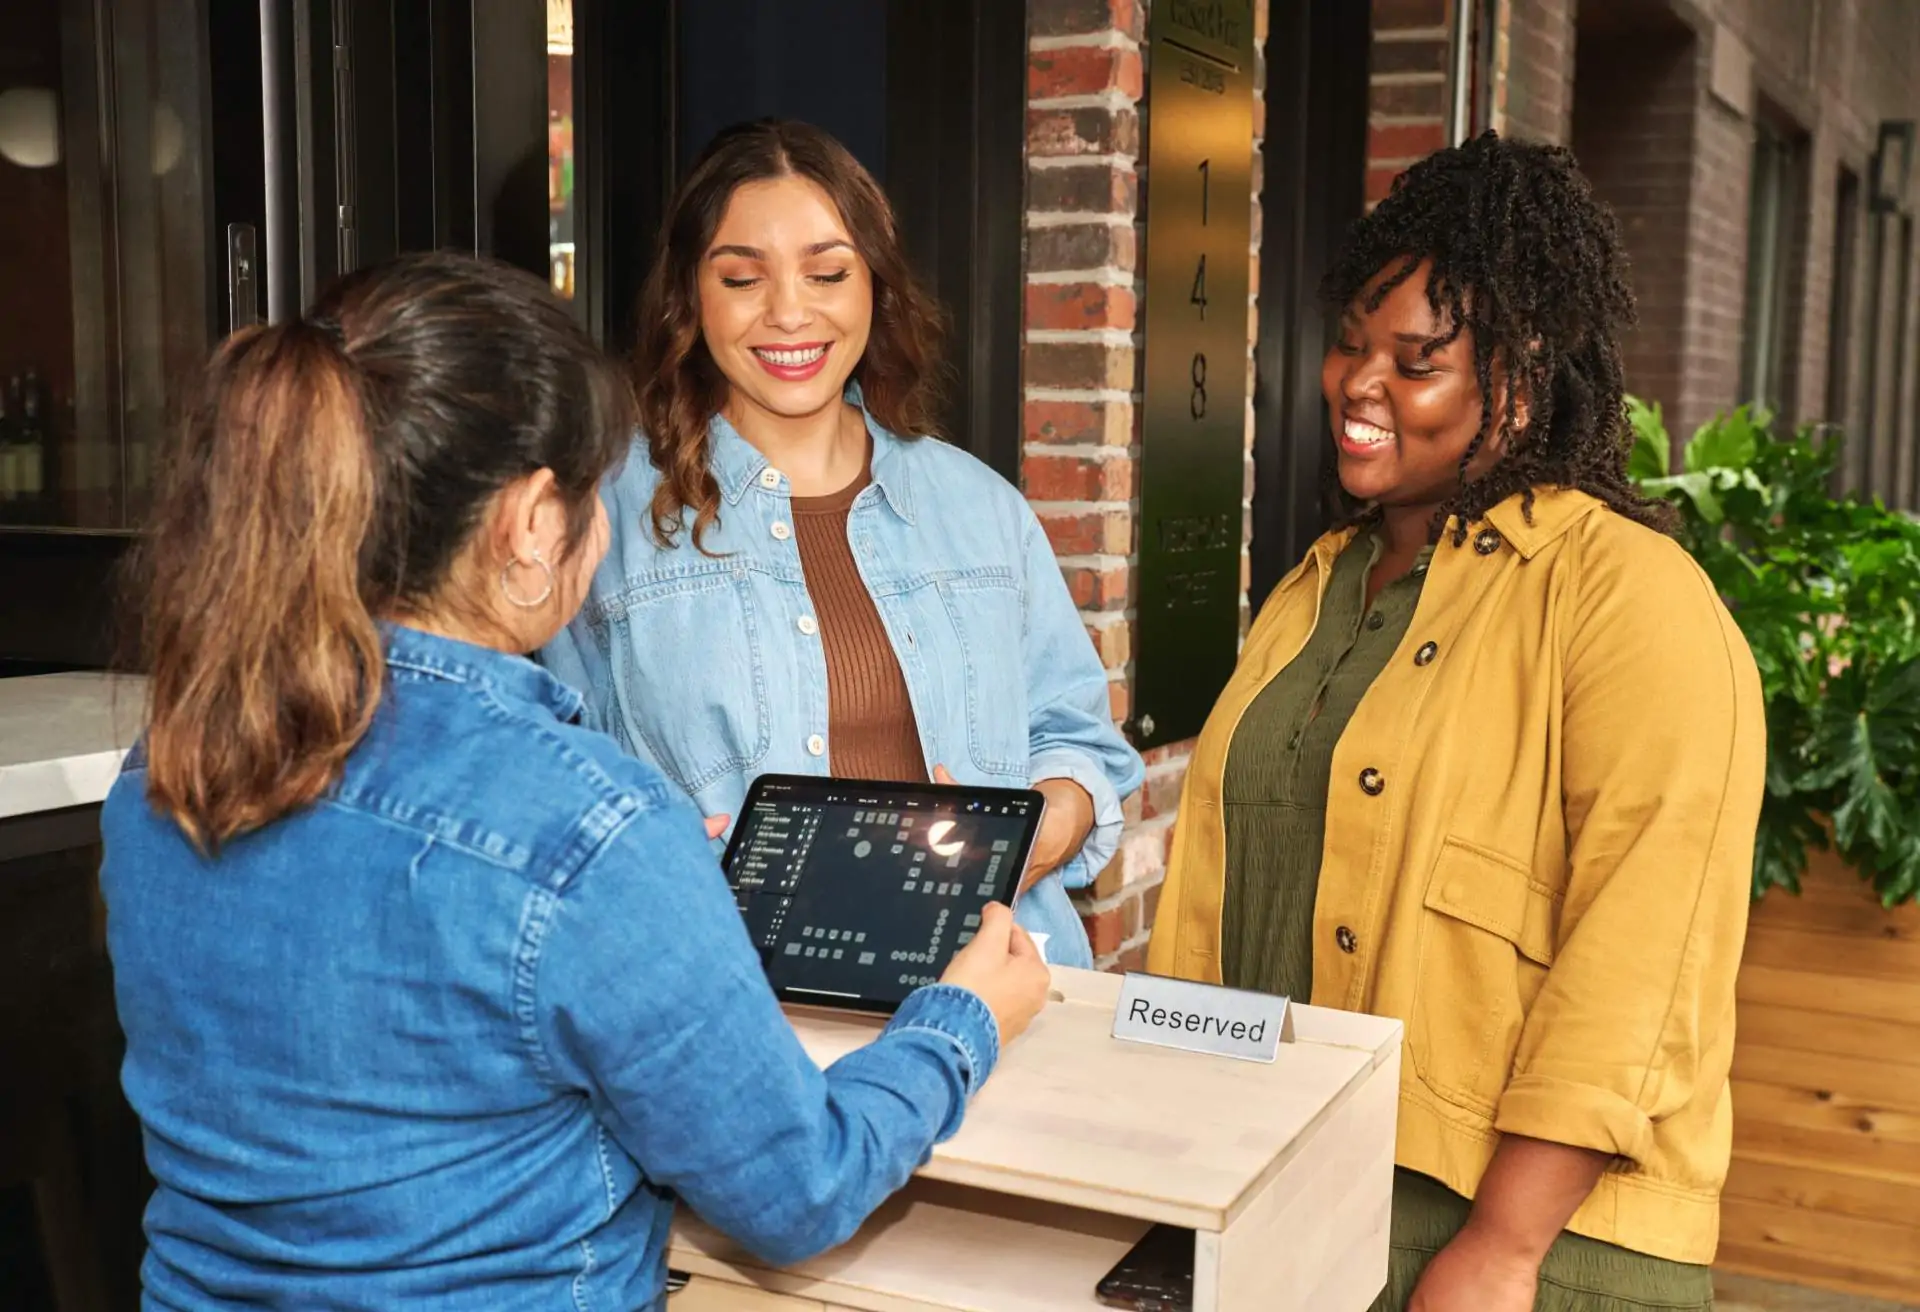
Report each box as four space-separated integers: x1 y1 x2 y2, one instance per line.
501 548 555 609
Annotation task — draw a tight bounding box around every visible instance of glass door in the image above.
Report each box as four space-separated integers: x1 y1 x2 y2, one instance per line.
0 0 265 671
0 0 259 533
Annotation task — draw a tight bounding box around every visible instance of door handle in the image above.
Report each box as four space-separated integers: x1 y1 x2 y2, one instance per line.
227 222 261 333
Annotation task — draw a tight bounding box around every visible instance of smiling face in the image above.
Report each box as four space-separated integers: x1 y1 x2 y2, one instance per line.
698 174 873 431
1322 258 1516 514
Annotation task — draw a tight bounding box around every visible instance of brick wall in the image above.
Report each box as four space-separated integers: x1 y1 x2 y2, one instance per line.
1681 76 1754 441
1023 0 1267 971
1368 0 1450 207
1571 23 1697 435
1561 0 1920 469
1500 0 1574 145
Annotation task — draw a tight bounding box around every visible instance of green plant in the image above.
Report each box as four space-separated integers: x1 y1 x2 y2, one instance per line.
1627 396 1920 906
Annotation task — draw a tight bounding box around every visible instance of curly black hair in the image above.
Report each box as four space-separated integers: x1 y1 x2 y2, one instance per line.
1321 130 1673 543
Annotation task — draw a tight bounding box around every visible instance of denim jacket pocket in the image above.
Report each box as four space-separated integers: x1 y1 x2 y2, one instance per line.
1409 838 1559 1117
935 569 1026 777
598 569 770 793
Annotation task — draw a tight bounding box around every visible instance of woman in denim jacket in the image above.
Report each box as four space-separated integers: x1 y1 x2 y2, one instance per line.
100 252 1047 1310
543 121 1144 968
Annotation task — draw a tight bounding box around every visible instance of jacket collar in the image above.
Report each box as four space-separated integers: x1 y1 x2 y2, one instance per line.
707 383 918 525
382 624 585 724
1308 486 1604 568
1481 486 1604 559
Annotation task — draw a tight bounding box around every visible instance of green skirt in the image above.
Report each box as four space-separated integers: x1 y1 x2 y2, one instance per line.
1371 1169 1714 1311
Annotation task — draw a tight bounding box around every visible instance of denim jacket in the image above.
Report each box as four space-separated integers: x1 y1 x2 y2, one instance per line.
541 400 1145 968
100 626 1001 1311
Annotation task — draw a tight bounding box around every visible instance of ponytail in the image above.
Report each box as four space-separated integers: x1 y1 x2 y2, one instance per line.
128 251 636 850
137 320 384 850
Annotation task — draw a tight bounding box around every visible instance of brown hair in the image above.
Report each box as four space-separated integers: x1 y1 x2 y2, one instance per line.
130 251 635 849
635 118 947 549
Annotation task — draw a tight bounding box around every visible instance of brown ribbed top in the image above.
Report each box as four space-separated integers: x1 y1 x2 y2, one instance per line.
791 467 928 782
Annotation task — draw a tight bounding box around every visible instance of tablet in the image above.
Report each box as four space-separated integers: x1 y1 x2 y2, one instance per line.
720 773 1047 1014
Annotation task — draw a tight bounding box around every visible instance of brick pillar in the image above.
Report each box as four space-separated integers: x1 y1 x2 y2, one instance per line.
1679 77 1754 442
1024 0 1267 970
1500 0 1574 145
1369 0 1451 207
1572 23 1697 430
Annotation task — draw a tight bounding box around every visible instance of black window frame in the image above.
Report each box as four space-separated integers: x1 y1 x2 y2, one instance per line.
1739 110 1807 418
1248 0 1370 610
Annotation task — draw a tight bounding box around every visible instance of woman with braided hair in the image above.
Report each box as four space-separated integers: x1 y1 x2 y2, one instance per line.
1148 132 1764 1310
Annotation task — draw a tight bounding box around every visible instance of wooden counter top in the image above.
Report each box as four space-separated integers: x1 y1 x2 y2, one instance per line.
782 966 1396 1230
670 966 1404 1311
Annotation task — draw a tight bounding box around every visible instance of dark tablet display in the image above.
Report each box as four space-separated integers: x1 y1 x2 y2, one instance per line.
720 774 1046 1014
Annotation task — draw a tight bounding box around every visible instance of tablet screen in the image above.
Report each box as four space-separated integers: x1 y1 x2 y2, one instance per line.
721 774 1046 1013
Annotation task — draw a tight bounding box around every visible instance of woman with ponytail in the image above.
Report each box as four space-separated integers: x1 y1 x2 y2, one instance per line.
101 251 1047 1310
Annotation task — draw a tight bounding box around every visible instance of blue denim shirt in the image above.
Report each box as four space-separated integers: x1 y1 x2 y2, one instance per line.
100 626 1002 1311
540 401 1145 968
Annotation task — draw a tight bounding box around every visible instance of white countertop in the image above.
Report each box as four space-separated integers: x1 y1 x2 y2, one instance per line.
0 672 145 819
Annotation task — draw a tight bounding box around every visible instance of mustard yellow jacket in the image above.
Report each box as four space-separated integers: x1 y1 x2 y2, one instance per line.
1147 489 1765 1264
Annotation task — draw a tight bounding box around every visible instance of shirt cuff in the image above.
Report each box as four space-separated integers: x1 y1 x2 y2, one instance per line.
1495 1073 1656 1166
1030 748 1124 891
886 983 1002 1105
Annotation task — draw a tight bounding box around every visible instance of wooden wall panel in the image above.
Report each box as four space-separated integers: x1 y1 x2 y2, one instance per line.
1718 851 1920 1304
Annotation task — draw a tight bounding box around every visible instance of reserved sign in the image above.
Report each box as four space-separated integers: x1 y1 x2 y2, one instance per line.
1111 972 1293 1063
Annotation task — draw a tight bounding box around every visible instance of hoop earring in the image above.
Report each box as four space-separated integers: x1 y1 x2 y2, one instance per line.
501 548 555 609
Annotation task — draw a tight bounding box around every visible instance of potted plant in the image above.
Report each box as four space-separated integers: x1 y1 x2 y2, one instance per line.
1626 397 1920 1302
1627 397 1920 906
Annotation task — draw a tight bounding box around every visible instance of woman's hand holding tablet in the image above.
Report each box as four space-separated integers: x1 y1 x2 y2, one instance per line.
931 765 1095 898
939 903 1050 1045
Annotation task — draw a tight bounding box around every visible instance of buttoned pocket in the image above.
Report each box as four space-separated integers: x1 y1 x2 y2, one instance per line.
935 569 1027 777
596 570 769 793
1408 838 1559 1116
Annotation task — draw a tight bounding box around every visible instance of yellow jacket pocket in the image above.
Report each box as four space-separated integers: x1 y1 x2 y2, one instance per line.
1410 839 1560 1114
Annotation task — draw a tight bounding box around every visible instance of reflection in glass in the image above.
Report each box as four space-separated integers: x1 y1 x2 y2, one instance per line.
0 0 209 530
548 0 576 301
0 5 74 528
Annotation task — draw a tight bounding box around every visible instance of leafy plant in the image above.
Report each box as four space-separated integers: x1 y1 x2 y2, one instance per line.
1627 396 1920 906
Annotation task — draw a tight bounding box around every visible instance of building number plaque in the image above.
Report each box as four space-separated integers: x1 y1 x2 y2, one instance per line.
1132 1 1256 749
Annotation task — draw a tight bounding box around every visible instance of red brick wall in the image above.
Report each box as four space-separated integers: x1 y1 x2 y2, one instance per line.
1564 0 1920 469
1680 84 1754 442
1024 0 1268 970
1500 0 1574 145
1571 22 1697 444
1368 0 1450 206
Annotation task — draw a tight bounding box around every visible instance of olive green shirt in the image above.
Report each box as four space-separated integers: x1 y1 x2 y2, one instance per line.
1220 532 1427 998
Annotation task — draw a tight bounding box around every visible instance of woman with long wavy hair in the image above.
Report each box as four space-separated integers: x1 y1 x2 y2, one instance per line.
543 119 1143 968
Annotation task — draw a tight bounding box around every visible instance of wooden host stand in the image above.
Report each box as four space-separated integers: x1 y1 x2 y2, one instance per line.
667 966 1403 1312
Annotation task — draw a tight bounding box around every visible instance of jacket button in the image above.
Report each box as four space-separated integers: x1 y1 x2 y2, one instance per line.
1365 611 1386 631
797 615 819 636
759 467 781 489
1414 640 1438 666
1359 768 1384 796
1335 926 1358 953
806 734 826 757
771 521 792 541
1473 528 1502 555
